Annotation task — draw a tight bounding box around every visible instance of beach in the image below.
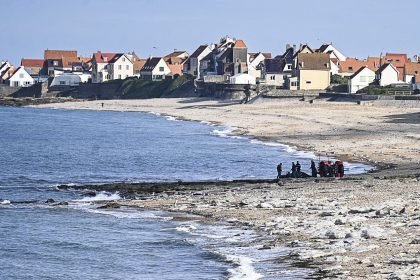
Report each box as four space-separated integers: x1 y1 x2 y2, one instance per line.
36 98 420 279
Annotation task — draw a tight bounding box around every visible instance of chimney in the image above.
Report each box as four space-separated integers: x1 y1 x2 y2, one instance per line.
286 44 291 51
293 44 297 52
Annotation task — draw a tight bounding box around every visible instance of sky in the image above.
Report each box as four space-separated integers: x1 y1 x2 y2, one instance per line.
1 0 419 65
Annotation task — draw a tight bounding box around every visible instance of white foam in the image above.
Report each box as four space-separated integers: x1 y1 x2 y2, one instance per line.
76 191 121 202
86 208 173 221
175 224 197 233
165 116 178 121
148 111 161 116
211 128 234 138
1 199 11 205
226 254 263 280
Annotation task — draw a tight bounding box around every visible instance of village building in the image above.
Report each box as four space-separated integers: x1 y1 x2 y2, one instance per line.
0 65 16 84
20 59 46 77
316 43 347 62
292 53 331 90
44 50 80 76
183 45 213 78
347 66 376 93
91 52 134 83
248 52 271 81
403 62 420 84
140 57 171 81
7 66 35 87
376 63 401 86
0 61 12 74
229 73 256 85
338 57 380 77
380 53 409 81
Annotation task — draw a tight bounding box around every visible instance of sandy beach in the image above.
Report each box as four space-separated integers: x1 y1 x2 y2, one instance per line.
37 98 420 279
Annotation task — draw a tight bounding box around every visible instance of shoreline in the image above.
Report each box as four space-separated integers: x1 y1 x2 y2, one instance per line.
29 98 420 278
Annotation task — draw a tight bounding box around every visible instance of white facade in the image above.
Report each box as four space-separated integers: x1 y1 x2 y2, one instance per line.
50 73 91 86
264 73 287 87
111 55 134 80
319 44 347 61
140 58 172 81
377 64 400 86
330 60 340 75
229 73 256 85
348 67 375 93
186 46 212 78
8 67 34 87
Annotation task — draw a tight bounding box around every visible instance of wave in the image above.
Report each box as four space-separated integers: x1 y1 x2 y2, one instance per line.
75 191 121 202
85 208 173 221
1 199 11 205
227 254 263 280
148 111 161 116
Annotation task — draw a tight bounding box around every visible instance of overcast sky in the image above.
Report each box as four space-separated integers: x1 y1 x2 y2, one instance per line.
1 0 419 64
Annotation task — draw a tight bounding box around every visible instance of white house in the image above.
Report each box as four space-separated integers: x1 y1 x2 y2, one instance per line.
7 67 34 87
91 52 134 83
229 73 256 85
348 66 375 93
376 63 400 86
317 43 347 62
140 57 172 81
50 73 91 87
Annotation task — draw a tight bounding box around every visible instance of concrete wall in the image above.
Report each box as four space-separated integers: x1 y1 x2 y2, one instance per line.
299 70 330 90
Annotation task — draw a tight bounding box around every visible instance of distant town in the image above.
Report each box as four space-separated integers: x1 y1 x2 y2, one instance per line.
1 36 419 96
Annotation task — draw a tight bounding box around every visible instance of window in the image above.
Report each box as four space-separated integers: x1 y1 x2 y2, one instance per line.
306 81 312 84
287 65 291 69
118 74 122 79
159 67 164 72
53 61 58 66
126 65 129 70
291 82 297 87
105 74 111 80
60 81 66 85
122 57 125 62
348 67 353 71
118 65 122 70
19 73 24 78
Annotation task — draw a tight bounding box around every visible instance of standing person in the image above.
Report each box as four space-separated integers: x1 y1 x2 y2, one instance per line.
276 163 283 179
338 161 345 177
101 102 104 108
296 161 301 178
291 162 296 178
311 160 317 177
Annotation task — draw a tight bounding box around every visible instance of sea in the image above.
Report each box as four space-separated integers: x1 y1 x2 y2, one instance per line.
0 106 372 279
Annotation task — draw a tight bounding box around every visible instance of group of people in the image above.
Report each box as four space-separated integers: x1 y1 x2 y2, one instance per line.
276 159 345 179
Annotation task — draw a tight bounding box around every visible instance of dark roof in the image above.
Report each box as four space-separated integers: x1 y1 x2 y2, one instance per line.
164 51 187 58
297 53 330 70
93 52 124 63
141 57 163 71
282 47 295 59
317 44 330 53
265 58 285 73
190 45 208 58
218 48 233 61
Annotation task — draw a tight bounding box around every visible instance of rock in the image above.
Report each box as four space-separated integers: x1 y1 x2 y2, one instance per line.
258 244 271 250
325 230 345 239
84 191 96 197
210 200 217 206
56 201 69 206
238 201 248 207
45 198 55 204
257 202 274 209
410 239 420 244
334 218 346 225
348 208 375 214
320 211 335 217
98 202 121 209
375 208 390 217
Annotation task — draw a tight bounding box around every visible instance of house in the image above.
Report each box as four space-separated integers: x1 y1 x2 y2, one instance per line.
183 45 213 78
262 47 295 87
403 62 420 89
7 67 34 87
91 52 134 83
316 43 347 62
50 72 91 87
44 50 80 76
0 61 11 74
140 57 171 81
293 53 331 90
339 57 380 77
348 66 375 93
376 63 400 86
21 59 45 77
0 66 16 84
380 53 409 81
248 52 271 80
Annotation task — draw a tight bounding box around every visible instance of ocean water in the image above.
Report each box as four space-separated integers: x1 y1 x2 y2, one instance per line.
0 107 371 279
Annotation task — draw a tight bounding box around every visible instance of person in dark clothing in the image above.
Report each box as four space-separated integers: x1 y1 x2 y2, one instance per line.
311 160 317 177
295 161 301 178
291 162 296 178
338 161 345 177
276 163 283 179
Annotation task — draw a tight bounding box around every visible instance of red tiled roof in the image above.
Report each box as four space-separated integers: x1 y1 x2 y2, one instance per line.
93 52 123 63
405 62 420 75
234 40 247 48
339 58 379 74
21 59 45 68
44 50 77 60
168 64 183 76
